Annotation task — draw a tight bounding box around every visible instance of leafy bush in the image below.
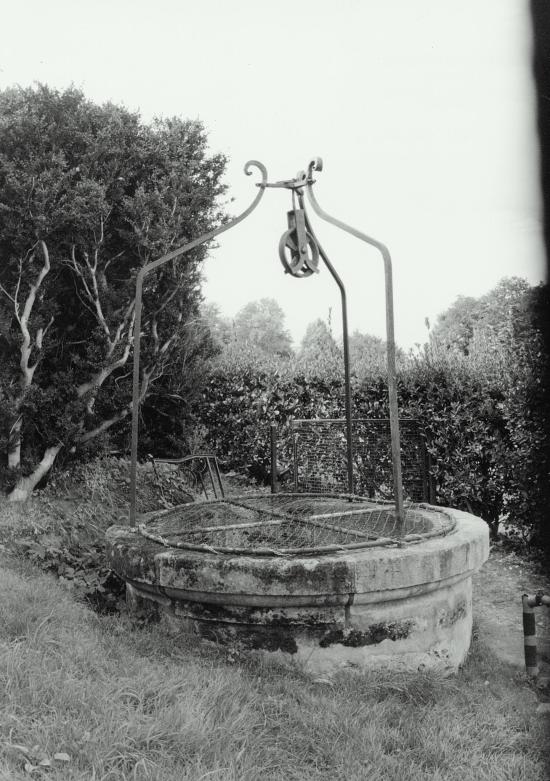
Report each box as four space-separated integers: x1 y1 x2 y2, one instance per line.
0 84 227 499
496 287 550 548
185 281 550 549
184 337 546 544
396 356 508 535
6 455 216 611
193 366 347 482
25 277 546 549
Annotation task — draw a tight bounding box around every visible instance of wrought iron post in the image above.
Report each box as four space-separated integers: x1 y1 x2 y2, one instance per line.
270 423 279 494
303 158 405 530
129 161 268 525
299 203 354 496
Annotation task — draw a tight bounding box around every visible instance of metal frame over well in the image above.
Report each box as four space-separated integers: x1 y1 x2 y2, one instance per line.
129 158 404 529
137 494 455 556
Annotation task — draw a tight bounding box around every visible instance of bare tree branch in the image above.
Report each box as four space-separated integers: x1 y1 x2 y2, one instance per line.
8 444 63 502
34 315 54 351
7 241 54 469
75 309 136 409
106 300 135 360
0 283 16 304
71 244 111 341
78 367 152 444
19 241 50 326
78 408 131 444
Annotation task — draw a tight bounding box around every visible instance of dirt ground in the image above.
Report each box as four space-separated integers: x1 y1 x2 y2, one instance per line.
473 542 550 681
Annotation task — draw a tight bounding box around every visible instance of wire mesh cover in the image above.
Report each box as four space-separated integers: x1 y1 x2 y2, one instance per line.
138 493 455 556
289 419 430 501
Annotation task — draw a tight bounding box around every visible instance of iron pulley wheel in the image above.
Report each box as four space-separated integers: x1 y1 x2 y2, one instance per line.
278 227 320 278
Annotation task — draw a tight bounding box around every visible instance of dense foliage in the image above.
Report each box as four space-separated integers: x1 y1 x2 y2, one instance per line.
0 84 226 496
184 279 550 547
0 87 546 549
232 298 293 358
186 360 507 534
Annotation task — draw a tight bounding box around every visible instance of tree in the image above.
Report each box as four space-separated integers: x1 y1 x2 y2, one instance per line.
299 318 339 359
139 313 220 457
294 317 341 376
429 277 531 359
199 302 233 353
495 282 550 547
0 84 227 499
417 276 550 546
428 295 481 355
232 298 293 358
348 330 405 377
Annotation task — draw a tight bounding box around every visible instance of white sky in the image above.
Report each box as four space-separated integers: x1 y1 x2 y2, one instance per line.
1 0 545 350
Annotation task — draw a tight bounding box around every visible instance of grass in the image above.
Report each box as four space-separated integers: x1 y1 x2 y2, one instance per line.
0 554 547 780
0 459 548 779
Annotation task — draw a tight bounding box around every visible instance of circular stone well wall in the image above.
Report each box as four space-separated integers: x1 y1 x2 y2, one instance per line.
106 496 489 674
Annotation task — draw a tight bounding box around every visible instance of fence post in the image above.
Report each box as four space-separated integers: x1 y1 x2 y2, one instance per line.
420 437 429 502
270 423 279 494
427 450 436 504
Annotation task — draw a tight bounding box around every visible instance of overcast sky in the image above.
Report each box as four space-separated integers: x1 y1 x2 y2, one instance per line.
1 1 545 349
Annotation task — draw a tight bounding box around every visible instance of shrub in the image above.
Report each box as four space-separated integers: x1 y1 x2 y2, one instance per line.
396 356 508 536
186 353 509 538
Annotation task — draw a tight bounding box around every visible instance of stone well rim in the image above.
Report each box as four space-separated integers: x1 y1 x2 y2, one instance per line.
106 508 489 603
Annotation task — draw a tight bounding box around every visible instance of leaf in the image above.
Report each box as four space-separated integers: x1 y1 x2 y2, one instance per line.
54 752 71 762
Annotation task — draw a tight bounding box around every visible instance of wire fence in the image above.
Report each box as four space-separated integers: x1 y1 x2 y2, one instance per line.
284 418 433 502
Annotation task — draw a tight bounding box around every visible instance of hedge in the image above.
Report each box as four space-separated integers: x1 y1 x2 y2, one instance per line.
137 333 550 548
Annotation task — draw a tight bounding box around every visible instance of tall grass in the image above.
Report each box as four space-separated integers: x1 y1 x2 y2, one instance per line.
0 555 547 781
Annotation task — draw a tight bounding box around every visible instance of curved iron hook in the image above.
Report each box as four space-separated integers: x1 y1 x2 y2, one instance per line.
129 160 268 524
304 157 405 529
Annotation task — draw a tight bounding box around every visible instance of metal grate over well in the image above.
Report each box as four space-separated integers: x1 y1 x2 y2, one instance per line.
138 493 455 556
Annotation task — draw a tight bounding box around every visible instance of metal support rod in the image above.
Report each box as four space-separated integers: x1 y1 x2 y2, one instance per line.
305 159 404 530
213 457 225 499
197 471 207 499
300 202 354 496
270 423 279 494
129 161 268 525
205 456 217 499
292 433 298 491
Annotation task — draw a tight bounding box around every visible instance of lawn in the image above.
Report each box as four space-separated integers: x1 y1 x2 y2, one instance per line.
0 462 548 780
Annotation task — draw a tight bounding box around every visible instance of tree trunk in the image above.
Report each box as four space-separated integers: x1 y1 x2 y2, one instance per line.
7 444 62 502
7 419 21 470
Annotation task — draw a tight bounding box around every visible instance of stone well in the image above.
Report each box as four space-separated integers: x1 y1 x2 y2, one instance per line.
106 495 489 674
